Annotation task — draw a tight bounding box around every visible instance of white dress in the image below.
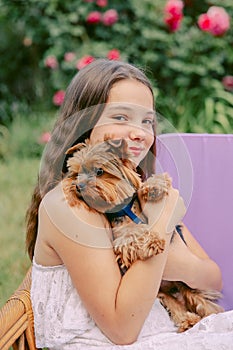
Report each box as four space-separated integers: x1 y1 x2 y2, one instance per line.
31 260 233 350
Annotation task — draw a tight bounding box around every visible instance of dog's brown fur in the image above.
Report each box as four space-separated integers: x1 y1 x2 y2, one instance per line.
62 138 223 332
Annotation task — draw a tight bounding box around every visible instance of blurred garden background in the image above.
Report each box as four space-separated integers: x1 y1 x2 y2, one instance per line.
0 0 233 306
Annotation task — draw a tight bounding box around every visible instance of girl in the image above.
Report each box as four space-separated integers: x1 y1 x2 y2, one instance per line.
27 59 233 349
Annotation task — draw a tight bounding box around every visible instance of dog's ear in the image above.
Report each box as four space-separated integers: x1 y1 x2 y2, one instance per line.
120 166 142 190
105 138 129 159
107 138 123 148
65 142 86 155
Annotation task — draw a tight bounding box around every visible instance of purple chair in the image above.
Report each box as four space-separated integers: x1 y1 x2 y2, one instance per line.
156 133 233 311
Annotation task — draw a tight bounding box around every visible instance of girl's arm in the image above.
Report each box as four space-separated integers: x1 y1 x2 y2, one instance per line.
163 223 223 291
36 185 184 345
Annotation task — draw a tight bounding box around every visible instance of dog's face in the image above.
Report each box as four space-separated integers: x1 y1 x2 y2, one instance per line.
65 139 142 213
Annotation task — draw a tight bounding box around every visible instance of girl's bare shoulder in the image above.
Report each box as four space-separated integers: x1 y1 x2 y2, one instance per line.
40 182 112 247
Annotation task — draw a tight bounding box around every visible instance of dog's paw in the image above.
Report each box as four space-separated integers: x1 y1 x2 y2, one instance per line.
113 224 165 269
177 312 201 333
139 173 172 202
136 229 166 259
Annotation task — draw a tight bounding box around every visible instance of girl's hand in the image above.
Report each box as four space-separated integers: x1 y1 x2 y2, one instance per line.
139 186 186 236
162 230 192 281
163 226 223 290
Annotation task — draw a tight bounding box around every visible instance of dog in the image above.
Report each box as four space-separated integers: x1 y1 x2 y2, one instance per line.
62 137 223 332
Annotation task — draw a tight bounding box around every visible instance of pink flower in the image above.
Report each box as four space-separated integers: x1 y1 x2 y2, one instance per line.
53 90 65 106
44 55 58 69
102 9 118 26
198 6 230 36
222 76 233 92
165 0 184 17
64 52 76 62
198 14 211 32
39 132 51 144
107 49 120 60
208 6 230 36
165 14 183 31
96 0 108 7
164 0 184 32
86 11 102 24
76 55 95 70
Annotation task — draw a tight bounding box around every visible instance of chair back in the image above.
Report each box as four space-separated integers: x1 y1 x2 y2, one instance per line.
0 267 38 350
156 133 233 311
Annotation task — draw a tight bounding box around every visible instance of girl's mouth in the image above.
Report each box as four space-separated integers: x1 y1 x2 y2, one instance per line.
129 147 143 156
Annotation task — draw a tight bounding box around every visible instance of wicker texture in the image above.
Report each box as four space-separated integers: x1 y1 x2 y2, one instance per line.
0 267 39 350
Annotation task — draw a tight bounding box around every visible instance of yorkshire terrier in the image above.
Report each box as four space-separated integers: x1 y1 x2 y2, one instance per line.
62 137 223 332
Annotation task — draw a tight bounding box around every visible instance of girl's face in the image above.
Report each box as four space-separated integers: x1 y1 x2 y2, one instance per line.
90 79 155 166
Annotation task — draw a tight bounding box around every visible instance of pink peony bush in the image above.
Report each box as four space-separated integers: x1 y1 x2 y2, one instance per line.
96 0 108 7
222 76 233 92
197 14 210 32
53 90 65 106
102 9 118 26
39 132 51 144
107 49 120 60
44 55 58 69
76 55 95 70
198 6 230 36
164 0 184 32
86 11 102 24
64 52 76 62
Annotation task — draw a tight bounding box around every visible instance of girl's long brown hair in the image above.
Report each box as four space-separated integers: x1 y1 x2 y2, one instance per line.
26 59 157 260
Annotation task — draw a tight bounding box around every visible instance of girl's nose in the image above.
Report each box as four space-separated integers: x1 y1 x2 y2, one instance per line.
129 127 146 141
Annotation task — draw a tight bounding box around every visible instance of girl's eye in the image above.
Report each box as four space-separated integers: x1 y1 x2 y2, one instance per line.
112 115 127 121
94 167 104 176
143 119 154 125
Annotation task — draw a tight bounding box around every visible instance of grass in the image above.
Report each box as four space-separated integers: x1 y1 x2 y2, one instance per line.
0 156 40 307
0 110 55 307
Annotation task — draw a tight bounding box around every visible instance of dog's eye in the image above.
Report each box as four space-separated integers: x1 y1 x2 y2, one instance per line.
94 167 104 176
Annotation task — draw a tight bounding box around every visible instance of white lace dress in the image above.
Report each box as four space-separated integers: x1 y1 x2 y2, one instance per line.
31 260 233 350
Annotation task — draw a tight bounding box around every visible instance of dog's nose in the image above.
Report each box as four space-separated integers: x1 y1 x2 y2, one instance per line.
76 183 86 192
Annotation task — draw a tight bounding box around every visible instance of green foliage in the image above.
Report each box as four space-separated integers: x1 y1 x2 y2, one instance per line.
0 0 233 132
1 110 55 160
156 80 233 133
